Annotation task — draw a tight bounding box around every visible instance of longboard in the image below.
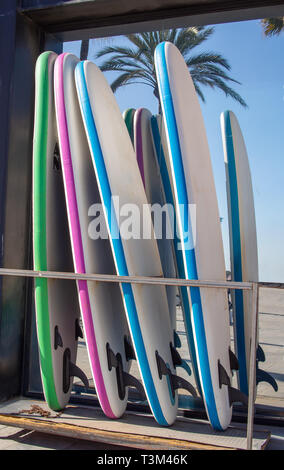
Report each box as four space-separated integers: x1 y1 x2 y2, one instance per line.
54 52 137 419
133 108 177 332
155 41 247 430
33 51 84 411
75 59 197 426
150 113 201 391
220 110 278 395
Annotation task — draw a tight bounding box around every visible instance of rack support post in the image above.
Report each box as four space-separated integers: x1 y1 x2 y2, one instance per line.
246 281 259 450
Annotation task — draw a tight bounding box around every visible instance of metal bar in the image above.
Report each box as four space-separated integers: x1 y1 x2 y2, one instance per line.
246 282 260 450
0 267 252 290
19 0 284 43
258 281 284 289
0 267 282 290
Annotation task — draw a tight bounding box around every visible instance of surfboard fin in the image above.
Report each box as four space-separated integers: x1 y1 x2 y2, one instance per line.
69 361 89 390
63 348 89 393
54 326 63 350
228 386 248 407
170 342 191 377
53 143 61 171
156 351 197 398
256 344 266 362
180 360 192 377
218 360 248 407
121 371 146 401
173 330 182 349
124 336 136 361
255 344 277 391
256 368 278 391
106 343 146 402
75 318 84 340
229 348 239 371
170 342 182 367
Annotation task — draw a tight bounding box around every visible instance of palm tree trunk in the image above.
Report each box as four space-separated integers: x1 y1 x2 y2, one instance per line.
80 39 89 60
154 86 162 114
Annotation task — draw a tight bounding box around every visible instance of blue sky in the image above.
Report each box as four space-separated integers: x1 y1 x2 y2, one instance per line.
64 19 284 282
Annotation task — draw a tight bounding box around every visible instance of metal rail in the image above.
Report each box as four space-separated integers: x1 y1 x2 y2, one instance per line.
0 266 278 450
0 267 252 289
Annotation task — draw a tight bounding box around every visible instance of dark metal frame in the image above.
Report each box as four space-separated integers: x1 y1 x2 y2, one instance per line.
0 1 62 402
19 0 284 40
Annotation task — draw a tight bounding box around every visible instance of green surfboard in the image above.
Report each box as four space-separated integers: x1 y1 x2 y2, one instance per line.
33 51 87 410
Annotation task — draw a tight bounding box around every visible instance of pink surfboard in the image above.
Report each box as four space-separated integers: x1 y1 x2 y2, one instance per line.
54 53 138 419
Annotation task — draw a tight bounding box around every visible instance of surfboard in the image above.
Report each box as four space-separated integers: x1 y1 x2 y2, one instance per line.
33 51 85 411
122 108 135 145
220 110 278 395
154 41 247 430
54 52 139 419
133 108 177 332
150 113 201 392
75 59 197 426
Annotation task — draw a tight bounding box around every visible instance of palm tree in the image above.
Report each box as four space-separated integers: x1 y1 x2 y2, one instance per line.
261 17 284 36
95 27 247 110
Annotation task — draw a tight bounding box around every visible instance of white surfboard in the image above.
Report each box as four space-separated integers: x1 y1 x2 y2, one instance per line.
54 52 137 419
133 107 177 331
220 110 278 395
155 41 247 430
75 59 197 426
150 113 201 392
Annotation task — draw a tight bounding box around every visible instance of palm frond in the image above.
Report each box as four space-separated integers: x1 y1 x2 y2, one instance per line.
175 26 215 55
186 51 231 70
110 70 154 93
193 75 247 107
192 81 206 102
96 26 246 108
261 17 284 36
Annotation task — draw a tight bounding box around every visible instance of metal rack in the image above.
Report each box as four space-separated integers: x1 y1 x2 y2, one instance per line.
1 0 284 451
0 266 273 450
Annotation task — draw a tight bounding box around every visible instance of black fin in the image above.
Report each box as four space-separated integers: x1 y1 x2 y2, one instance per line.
106 342 118 369
63 348 89 393
53 143 61 171
174 330 182 348
256 368 278 392
54 326 63 350
256 344 266 362
170 374 197 397
106 343 145 401
255 344 277 391
218 360 248 407
218 360 231 387
156 350 170 379
156 351 197 398
170 342 182 367
122 371 146 401
228 386 248 407
124 336 136 361
229 348 239 371
179 359 192 377
69 361 89 389
75 318 83 340
170 342 191 376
